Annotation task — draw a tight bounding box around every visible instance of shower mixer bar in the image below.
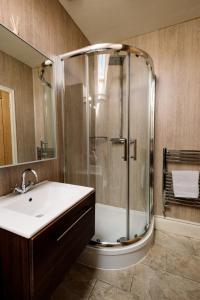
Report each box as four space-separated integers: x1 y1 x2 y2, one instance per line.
89 136 108 140
110 138 126 143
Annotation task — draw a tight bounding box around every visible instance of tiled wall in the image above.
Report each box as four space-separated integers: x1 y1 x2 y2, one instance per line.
124 17 200 222
0 0 89 195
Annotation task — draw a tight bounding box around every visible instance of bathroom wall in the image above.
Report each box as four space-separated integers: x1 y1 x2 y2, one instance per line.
124 17 200 222
0 0 88 194
0 49 35 163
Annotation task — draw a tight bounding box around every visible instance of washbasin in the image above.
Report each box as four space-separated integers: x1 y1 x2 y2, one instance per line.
0 181 94 238
4 182 84 217
5 194 56 218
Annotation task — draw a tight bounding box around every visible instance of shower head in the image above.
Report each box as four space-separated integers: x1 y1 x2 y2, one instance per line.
39 61 52 88
42 59 52 67
109 56 125 66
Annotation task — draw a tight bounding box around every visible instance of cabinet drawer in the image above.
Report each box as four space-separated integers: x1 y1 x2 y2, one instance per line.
30 192 95 298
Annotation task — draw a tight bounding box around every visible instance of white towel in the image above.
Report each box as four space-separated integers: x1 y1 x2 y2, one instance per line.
172 171 199 198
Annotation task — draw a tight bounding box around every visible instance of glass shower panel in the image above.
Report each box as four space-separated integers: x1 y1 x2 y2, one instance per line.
129 54 151 239
63 45 154 246
64 55 88 186
88 51 128 243
42 85 55 155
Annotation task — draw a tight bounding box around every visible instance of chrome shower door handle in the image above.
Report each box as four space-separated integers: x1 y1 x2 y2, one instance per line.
110 138 127 161
130 139 137 160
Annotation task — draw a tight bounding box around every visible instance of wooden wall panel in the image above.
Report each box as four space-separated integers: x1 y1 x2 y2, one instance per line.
124 18 200 222
0 0 89 195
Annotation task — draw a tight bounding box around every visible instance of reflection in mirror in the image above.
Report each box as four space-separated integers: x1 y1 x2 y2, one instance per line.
0 86 17 165
0 25 56 167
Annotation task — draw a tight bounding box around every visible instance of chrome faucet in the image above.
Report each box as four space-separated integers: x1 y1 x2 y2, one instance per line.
14 169 38 194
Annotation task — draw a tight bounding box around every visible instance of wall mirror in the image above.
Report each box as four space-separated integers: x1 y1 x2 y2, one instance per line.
0 24 56 167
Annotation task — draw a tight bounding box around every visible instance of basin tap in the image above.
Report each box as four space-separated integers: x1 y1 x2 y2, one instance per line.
14 169 38 194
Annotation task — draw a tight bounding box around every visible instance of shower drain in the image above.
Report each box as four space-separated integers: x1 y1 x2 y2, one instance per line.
35 214 44 218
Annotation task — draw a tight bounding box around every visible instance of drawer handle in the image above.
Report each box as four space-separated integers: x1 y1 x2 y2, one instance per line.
56 207 93 242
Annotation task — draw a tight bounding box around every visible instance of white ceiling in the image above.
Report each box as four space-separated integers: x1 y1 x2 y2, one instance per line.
59 0 200 43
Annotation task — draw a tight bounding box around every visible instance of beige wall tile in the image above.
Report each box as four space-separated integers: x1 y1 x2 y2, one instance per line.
124 18 200 222
0 0 89 194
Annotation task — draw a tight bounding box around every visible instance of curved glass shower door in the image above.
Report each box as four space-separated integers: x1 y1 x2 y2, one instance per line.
129 54 152 240
87 51 128 243
63 44 155 246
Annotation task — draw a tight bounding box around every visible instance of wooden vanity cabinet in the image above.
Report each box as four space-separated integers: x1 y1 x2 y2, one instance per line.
0 191 95 300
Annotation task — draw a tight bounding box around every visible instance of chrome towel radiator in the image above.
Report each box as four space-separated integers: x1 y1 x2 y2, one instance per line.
163 148 200 216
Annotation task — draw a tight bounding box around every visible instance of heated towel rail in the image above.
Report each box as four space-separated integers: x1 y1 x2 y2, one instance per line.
163 148 200 216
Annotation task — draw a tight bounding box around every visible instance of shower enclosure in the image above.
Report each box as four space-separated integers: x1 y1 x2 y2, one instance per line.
61 44 155 250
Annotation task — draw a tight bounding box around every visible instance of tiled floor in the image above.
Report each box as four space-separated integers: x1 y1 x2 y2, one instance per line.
51 230 200 300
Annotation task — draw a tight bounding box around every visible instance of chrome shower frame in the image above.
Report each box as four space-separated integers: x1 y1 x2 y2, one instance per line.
60 43 155 247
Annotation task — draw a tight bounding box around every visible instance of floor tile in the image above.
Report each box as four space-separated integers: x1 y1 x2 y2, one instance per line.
64 263 96 285
155 230 195 256
93 266 133 292
142 244 167 271
64 262 133 292
50 230 200 300
89 280 139 300
166 249 200 283
57 263 97 298
131 263 200 300
191 238 200 256
51 282 90 300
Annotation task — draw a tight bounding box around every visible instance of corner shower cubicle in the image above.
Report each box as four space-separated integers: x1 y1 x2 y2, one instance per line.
60 44 155 269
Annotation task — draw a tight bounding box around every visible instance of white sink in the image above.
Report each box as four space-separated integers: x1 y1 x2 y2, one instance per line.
0 181 94 238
